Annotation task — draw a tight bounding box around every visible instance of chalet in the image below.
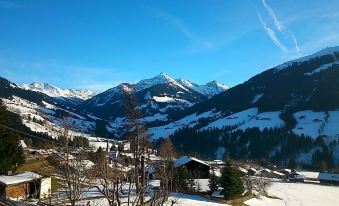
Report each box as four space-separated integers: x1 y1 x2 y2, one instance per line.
174 156 211 178
288 170 305 182
257 168 271 176
278 169 291 176
0 172 51 199
238 167 248 175
318 172 339 185
258 169 285 178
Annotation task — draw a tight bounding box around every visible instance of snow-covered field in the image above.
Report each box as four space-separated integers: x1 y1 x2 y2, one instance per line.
77 193 228 206
201 108 284 132
149 110 220 139
164 193 228 206
245 182 339 206
292 110 326 139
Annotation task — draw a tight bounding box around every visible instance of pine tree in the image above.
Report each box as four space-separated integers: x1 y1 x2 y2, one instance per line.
208 174 220 193
220 158 244 199
0 100 24 174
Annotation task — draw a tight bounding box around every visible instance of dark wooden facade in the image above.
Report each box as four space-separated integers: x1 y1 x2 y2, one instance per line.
177 160 210 179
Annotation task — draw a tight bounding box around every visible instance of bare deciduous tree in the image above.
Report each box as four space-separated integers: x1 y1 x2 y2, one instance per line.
121 89 151 206
57 119 90 206
253 176 271 195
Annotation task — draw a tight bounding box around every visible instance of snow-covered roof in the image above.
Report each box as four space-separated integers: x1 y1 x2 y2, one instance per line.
174 156 210 168
278 169 292 173
318 172 339 182
272 171 285 176
0 172 41 185
248 168 258 172
19 140 27 149
238 167 248 174
69 160 94 170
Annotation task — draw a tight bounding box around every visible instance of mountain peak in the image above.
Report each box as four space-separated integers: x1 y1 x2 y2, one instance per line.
206 80 230 90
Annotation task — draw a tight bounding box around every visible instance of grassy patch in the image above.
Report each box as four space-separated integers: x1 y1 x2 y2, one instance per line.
51 177 63 193
15 160 55 176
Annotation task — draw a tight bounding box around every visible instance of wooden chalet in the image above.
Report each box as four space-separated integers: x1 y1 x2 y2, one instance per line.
174 156 211 178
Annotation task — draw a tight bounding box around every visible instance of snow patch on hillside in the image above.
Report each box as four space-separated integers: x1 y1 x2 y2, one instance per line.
292 110 326 138
149 110 220 139
201 109 284 132
237 111 284 131
251 93 264 103
305 61 338 75
201 108 258 130
321 111 339 138
2 96 95 138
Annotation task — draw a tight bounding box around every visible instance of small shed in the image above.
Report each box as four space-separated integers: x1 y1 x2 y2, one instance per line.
174 156 211 178
318 172 339 185
0 172 51 199
247 168 258 176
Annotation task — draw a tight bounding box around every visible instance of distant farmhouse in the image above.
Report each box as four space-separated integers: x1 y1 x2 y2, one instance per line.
0 172 51 199
174 156 211 178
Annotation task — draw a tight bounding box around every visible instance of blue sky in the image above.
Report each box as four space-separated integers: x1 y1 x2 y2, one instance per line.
0 0 339 92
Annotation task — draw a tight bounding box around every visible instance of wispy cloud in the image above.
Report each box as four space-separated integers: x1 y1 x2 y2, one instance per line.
259 0 300 53
147 6 214 53
262 0 283 31
289 32 300 53
258 14 288 53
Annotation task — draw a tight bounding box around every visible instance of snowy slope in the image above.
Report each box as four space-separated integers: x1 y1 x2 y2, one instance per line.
149 110 221 139
321 111 339 138
292 111 326 139
2 96 96 138
200 108 284 132
201 108 258 130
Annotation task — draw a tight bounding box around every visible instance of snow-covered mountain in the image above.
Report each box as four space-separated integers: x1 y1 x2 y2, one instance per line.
80 73 229 130
0 73 228 139
176 79 229 98
20 82 95 105
1 47 339 166
0 77 99 138
148 46 339 164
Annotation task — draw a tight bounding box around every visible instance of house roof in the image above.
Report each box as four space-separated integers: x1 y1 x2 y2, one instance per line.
174 156 210 168
0 172 41 185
